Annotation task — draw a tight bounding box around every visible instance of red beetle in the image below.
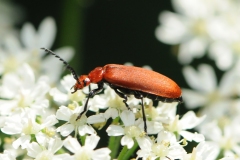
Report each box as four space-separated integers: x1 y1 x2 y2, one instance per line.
42 48 182 132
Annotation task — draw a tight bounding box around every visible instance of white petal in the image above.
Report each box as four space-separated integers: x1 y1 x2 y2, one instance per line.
38 17 56 49
31 81 50 100
41 115 58 128
78 125 95 136
57 124 74 137
155 11 187 44
195 141 219 160
48 138 63 153
198 121 222 141
20 22 36 49
120 110 135 126
135 137 152 151
63 136 81 153
182 89 207 108
27 142 42 158
87 114 105 124
61 75 76 91
209 42 233 70
180 111 205 129
50 88 69 104
121 136 134 149
183 64 216 92
56 106 72 121
53 154 73 160
42 47 74 83
180 131 205 142
219 69 236 96
104 108 119 119
1 120 22 134
106 125 124 136
13 135 31 149
146 121 163 134
85 134 100 149
92 148 111 160
19 64 35 87
178 38 206 64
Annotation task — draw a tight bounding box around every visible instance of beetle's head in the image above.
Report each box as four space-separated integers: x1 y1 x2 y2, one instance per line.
71 75 91 93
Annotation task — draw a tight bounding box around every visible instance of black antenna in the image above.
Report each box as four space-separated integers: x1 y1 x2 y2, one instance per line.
41 48 80 84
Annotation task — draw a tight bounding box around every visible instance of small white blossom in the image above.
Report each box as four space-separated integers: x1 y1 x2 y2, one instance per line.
0 150 17 160
56 104 96 137
183 141 219 160
107 110 149 149
0 17 74 82
2 113 41 149
182 64 238 125
27 137 71 160
137 130 186 160
167 110 205 142
64 135 111 160
50 75 86 104
156 0 240 69
0 64 50 117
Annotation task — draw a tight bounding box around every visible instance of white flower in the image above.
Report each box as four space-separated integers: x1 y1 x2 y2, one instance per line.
155 5 211 64
155 0 240 69
167 110 205 142
64 135 111 160
0 64 50 116
56 104 96 137
183 141 219 160
0 17 74 82
137 130 186 160
199 118 240 157
0 150 17 160
50 74 86 104
106 110 149 149
27 137 71 160
182 64 238 124
103 85 148 123
1 113 41 149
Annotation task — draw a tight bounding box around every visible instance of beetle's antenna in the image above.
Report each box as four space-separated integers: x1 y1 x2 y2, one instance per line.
41 48 80 84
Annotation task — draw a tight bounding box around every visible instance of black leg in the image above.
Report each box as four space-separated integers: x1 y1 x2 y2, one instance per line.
134 92 147 133
140 96 147 133
113 88 131 110
76 82 104 120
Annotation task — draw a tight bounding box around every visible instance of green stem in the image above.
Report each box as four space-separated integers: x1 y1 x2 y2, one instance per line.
80 135 86 145
108 117 121 159
109 136 122 159
118 139 139 160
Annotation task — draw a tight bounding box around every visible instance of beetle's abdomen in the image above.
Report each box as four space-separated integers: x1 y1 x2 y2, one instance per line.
103 64 181 99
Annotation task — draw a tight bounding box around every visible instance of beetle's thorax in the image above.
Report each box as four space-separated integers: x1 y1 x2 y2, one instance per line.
88 67 104 83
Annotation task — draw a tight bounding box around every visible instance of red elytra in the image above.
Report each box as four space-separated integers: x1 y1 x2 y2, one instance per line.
42 48 182 133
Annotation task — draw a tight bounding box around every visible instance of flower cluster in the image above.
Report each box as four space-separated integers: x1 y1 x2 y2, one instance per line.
156 0 240 159
156 0 240 71
0 15 208 160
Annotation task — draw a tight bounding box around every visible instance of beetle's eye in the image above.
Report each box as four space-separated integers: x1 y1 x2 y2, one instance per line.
83 78 90 87
83 80 87 86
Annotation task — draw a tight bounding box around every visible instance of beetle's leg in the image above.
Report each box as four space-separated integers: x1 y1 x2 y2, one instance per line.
76 82 104 120
113 88 131 110
140 96 147 133
134 92 147 133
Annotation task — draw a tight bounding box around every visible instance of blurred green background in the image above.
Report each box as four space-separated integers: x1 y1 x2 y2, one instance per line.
14 0 185 87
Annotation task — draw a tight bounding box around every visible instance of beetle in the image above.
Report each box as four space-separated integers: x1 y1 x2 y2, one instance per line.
42 48 182 133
